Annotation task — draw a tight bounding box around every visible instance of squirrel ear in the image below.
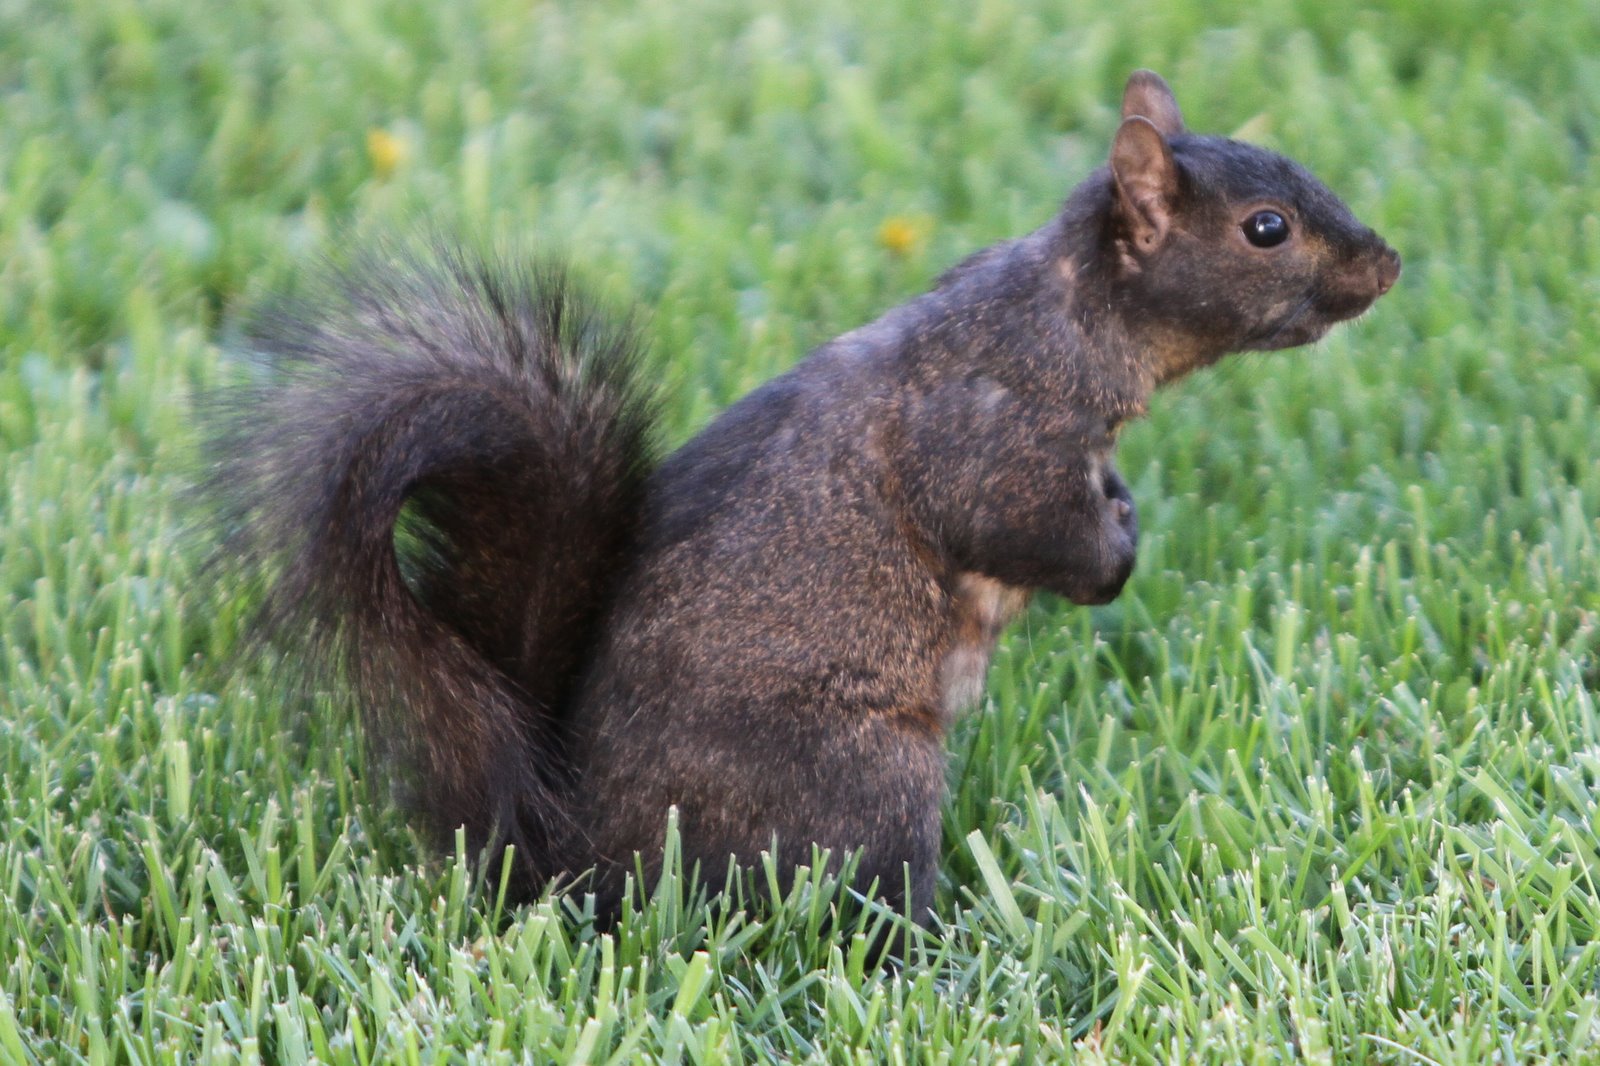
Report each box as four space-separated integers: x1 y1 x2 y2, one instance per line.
1110 116 1178 252
1121 70 1185 137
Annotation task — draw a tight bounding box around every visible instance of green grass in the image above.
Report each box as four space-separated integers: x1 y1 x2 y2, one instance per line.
3 0 1599 1061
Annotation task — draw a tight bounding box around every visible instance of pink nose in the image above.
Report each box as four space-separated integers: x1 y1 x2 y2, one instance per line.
1375 247 1401 296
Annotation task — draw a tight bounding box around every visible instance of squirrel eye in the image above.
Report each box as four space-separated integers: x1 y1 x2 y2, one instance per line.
1243 210 1290 248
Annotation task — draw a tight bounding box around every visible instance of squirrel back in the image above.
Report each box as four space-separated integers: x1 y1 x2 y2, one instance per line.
203 249 656 888
203 72 1398 920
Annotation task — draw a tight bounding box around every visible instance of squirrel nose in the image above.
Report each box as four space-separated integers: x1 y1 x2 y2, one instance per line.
1374 246 1401 296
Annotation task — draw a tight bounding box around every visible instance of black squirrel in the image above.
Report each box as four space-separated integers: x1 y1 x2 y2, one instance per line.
203 72 1399 920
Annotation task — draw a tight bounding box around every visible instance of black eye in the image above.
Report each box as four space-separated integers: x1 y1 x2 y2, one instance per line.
1243 210 1290 248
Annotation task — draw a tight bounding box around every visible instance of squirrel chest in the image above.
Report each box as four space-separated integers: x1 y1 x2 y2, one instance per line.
938 574 1030 723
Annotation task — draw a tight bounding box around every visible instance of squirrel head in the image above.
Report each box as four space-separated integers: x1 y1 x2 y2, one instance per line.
1092 70 1401 382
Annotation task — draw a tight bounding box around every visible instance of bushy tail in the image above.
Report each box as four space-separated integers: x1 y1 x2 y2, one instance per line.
201 245 657 890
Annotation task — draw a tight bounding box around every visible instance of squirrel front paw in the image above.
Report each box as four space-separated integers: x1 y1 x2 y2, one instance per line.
1066 461 1138 605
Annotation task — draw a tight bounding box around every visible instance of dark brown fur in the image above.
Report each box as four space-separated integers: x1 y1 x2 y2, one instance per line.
202 73 1399 921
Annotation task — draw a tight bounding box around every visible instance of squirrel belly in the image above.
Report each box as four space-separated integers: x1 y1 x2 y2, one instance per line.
202 71 1399 921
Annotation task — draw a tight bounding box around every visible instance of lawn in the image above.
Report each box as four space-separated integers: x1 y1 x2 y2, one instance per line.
3 0 1599 1061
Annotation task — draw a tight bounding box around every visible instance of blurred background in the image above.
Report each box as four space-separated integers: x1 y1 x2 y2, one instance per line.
2 0 1598 1060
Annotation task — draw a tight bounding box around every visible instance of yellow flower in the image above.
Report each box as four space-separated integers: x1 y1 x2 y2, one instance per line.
877 215 928 257
366 128 410 179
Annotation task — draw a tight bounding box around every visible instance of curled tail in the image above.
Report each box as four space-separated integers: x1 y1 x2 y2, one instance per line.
202 245 657 890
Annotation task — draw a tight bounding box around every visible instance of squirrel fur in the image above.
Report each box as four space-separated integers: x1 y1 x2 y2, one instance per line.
204 72 1400 920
